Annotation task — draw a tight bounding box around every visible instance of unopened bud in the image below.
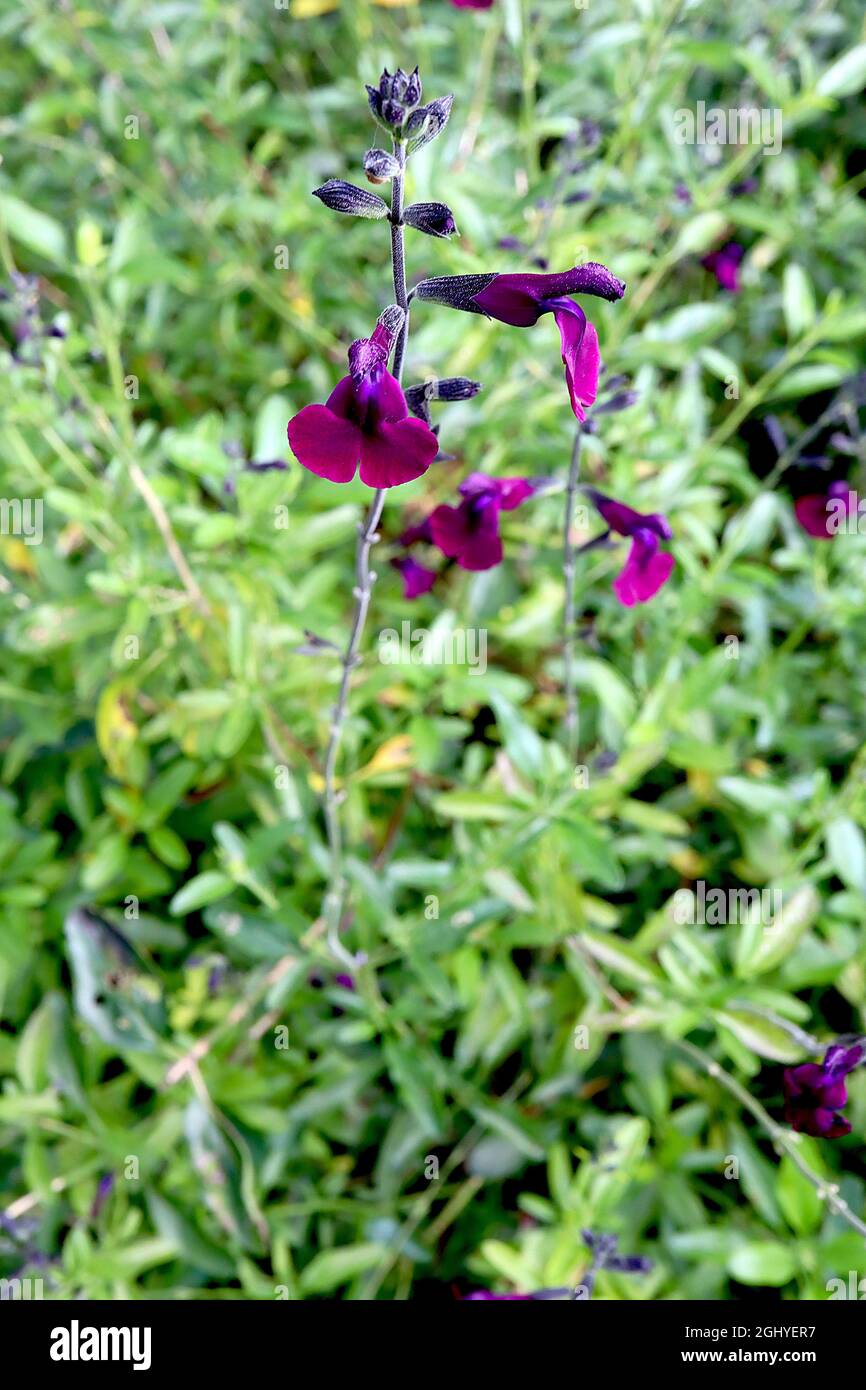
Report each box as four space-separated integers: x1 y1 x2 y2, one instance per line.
403 201 458 238
405 94 454 154
364 148 401 183
312 179 388 219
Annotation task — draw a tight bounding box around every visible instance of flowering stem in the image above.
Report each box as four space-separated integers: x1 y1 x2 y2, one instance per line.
674 1038 866 1242
390 141 409 378
320 141 411 968
562 425 582 762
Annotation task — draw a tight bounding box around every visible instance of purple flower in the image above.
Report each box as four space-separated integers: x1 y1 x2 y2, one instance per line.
451 0 495 8
391 554 437 599
287 321 439 488
794 480 853 539
430 472 534 571
701 242 744 293
585 488 674 607
90 1173 115 1220
783 1043 863 1139
399 517 435 547
414 264 625 422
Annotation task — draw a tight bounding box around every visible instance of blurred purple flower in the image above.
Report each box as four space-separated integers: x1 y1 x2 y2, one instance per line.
794 479 853 539
585 488 674 607
783 1042 863 1139
430 472 534 571
287 320 438 488
451 0 494 8
90 1173 114 1220
391 554 438 599
701 242 744 293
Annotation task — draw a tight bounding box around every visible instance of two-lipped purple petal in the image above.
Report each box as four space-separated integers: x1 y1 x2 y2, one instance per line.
613 529 676 608
430 472 534 571
287 330 439 489
391 554 437 598
585 489 674 607
548 299 599 422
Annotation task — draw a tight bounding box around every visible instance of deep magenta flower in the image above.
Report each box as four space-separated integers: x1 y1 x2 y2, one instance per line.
391 554 437 599
783 1043 863 1139
585 488 674 607
287 321 438 488
414 264 625 422
701 242 744 293
451 0 494 8
430 472 534 571
794 479 853 538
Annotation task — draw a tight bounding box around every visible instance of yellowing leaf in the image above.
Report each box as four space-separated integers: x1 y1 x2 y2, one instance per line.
96 682 138 781
291 0 339 16
353 735 414 783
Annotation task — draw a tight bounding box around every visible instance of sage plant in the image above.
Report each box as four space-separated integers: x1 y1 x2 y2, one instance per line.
287 66 626 964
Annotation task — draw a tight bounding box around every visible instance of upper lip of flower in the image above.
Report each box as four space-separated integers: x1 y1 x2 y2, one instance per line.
470 264 627 324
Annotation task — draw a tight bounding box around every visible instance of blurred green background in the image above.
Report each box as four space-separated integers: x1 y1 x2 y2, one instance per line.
1 0 866 1300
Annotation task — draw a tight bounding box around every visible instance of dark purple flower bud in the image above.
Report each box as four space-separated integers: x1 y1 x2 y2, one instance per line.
245 458 288 472
385 68 410 101
364 148 401 183
674 180 692 204
731 177 759 197
404 66 422 108
312 179 388 220
403 201 458 238
381 98 407 128
606 1255 653 1273
366 83 385 125
594 389 639 415
405 377 481 420
412 272 499 314
405 94 454 153
435 377 482 402
404 383 434 424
